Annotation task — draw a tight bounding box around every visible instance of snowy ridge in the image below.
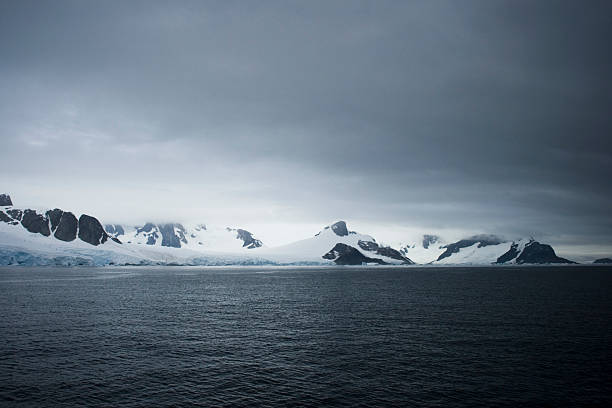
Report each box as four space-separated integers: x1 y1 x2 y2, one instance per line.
398 235 447 264
396 234 575 265
0 222 271 266
434 241 513 265
0 193 576 266
109 223 263 252
431 237 573 265
258 221 413 265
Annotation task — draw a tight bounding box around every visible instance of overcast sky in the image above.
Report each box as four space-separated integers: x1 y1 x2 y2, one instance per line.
1 1 611 258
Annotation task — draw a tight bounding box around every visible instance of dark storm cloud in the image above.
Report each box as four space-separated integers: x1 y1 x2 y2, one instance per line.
1 0 611 252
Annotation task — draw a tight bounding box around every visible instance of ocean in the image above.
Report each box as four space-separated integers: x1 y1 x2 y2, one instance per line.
1 265 611 407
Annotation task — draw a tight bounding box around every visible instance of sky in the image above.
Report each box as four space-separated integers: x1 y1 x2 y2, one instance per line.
1 0 611 259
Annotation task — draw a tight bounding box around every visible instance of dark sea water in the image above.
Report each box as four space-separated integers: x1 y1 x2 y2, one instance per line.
1 265 611 407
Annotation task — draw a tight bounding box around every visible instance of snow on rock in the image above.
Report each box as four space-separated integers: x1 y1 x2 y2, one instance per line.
0 193 575 266
0 221 272 266
496 239 574 264
323 243 387 265
114 223 264 252
226 228 263 249
259 221 413 265
430 237 575 265
398 235 447 264
436 234 506 262
434 241 511 265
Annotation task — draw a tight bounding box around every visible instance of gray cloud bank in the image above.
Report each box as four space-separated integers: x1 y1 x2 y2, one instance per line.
1 1 611 256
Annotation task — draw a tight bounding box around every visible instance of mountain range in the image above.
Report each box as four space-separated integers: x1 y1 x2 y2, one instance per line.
0 193 598 267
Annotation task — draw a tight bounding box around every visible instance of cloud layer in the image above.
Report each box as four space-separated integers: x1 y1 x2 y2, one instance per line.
1 1 611 255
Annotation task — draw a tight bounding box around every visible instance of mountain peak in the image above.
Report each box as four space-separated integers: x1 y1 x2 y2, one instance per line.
314 220 351 237
330 221 348 236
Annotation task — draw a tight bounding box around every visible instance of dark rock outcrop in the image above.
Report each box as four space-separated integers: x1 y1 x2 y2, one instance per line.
375 246 414 264
235 229 263 249
323 243 387 265
594 258 612 264
437 235 504 261
330 221 349 237
358 240 379 251
46 209 64 232
137 223 156 234
0 211 11 223
358 240 413 264
511 241 574 264
422 234 440 249
78 214 108 246
496 242 520 264
132 223 190 248
21 209 50 236
7 209 23 221
54 211 78 242
159 223 188 248
0 194 12 206
136 223 159 245
225 228 263 249
105 224 125 237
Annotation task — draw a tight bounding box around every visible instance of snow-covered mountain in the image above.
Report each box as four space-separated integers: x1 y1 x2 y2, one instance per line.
105 222 263 251
399 234 574 265
0 192 578 266
398 234 447 264
0 194 269 266
258 221 413 265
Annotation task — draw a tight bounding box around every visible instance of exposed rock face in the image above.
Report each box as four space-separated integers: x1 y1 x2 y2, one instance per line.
136 223 159 245
235 229 263 249
496 240 574 264
159 223 188 248
422 234 440 249
224 227 263 249
105 224 125 237
131 222 190 248
437 235 504 261
375 246 414 264
0 201 115 247
137 223 156 234
2 209 21 225
515 241 574 264
315 221 353 237
7 209 22 221
54 211 78 242
358 240 379 251
496 242 520 264
594 258 612 264
0 211 11 223
330 221 349 236
323 243 387 265
0 194 12 206
46 209 64 232
78 214 108 246
358 240 413 264
21 209 51 236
